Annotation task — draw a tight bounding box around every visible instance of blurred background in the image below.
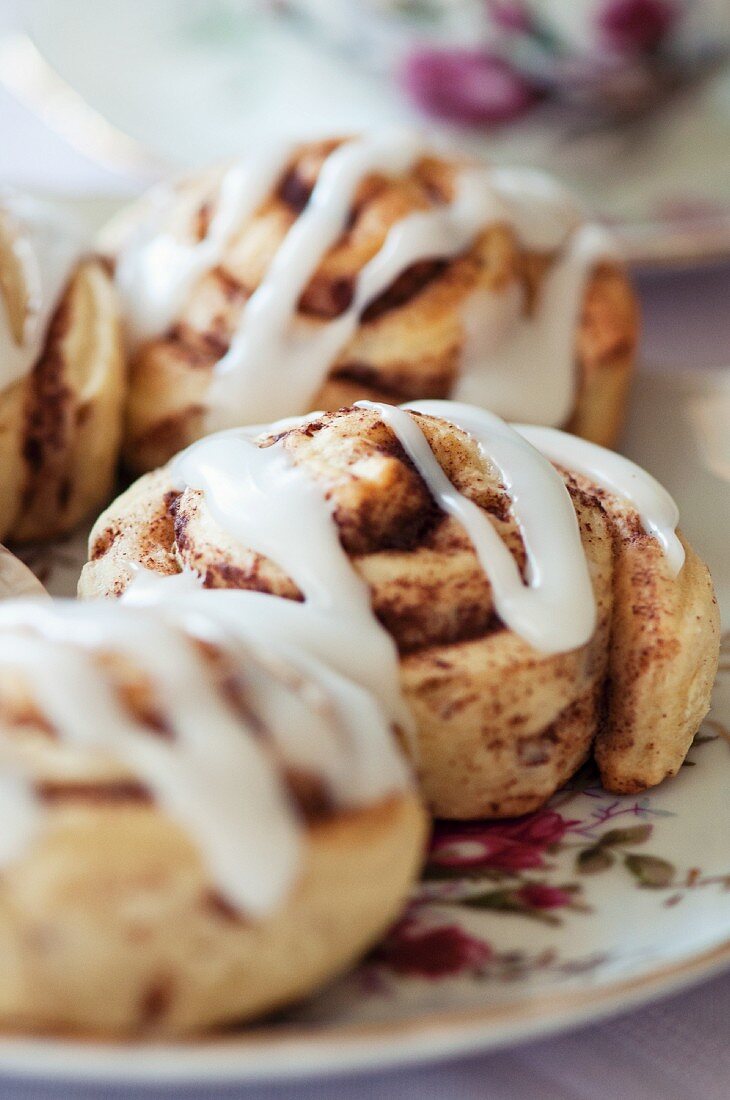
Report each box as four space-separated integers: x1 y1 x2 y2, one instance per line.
2 0 730 266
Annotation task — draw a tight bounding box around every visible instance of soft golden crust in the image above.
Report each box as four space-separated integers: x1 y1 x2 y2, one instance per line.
0 790 424 1037
0 259 125 543
567 264 639 447
114 140 638 473
80 404 718 818
595 522 719 792
0 630 426 1037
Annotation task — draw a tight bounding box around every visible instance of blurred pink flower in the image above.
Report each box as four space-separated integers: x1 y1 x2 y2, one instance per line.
371 918 492 978
597 0 677 54
487 1 533 34
516 883 574 909
400 48 540 126
429 810 577 873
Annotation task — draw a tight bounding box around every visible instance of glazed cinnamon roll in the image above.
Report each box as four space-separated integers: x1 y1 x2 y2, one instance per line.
108 133 638 474
80 400 719 819
0 595 424 1036
0 193 125 542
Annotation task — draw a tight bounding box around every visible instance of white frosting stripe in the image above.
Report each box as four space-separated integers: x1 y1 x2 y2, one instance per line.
174 434 364 608
206 131 427 428
0 602 301 915
0 767 42 865
171 432 414 736
0 595 410 914
205 158 598 429
454 223 616 426
513 424 685 575
116 149 289 345
0 193 87 392
0 402 681 909
115 134 616 432
454 167 615 426
172 399 682 679
124 577 412 807
360 401 597 654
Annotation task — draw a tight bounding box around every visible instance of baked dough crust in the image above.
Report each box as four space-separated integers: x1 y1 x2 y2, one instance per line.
0 621 425 1037
110 141 638 474
0 258 125 543
80 405 718 817
0 791 423 1037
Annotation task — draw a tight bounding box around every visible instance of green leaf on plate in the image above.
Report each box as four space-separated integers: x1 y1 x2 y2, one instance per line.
624 853 676 888
577 846 615 874
597 825 653 847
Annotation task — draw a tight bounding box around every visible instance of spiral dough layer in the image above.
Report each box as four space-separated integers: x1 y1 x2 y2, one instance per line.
110 136 638 473
81 403 719 818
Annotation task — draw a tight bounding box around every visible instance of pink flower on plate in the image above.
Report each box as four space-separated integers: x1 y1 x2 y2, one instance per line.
487 1 533 34
597 0 677 55
429 810 577 873
400 48 540 127
371 918 492 979
516 883 574 910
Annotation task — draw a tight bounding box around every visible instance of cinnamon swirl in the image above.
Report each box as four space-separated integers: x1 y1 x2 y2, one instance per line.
0 193 125 542
80 400 719 818
107 134 638 474
0 595 424 1036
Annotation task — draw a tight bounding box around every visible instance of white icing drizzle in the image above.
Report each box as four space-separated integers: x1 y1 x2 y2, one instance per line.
359 400 596 654
206 160 510 428
168 399 682 681
206 131 500 428
0 192 87 393
455 166 616 426
513 425 685 576
115 133 615 432
0 769 42 866
171 431 414 736
0 600 299 915
123 575 411 808
115 148 289 346
0 595 409 914
0 403 678 904
454 223 616 426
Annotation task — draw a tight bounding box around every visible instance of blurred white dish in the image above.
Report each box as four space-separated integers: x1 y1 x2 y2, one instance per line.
4 0 730 268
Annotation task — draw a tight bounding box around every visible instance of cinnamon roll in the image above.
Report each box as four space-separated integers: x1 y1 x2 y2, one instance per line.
108 134 638 474
0 595 424 1036
80 400 719 819
0 194 125 542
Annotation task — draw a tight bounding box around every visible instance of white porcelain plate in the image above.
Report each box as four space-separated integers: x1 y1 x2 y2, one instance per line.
4 368 730 1085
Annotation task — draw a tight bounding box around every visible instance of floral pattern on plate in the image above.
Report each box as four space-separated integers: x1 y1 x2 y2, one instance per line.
329 700 725 993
